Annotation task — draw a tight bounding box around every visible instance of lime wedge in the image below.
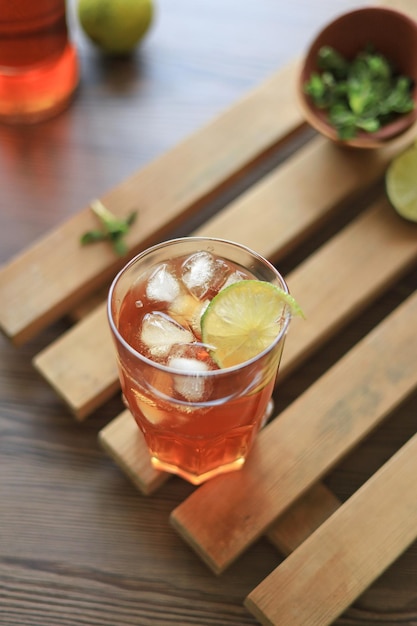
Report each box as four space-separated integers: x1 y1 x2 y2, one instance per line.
386 143 417 223
201 280 303 368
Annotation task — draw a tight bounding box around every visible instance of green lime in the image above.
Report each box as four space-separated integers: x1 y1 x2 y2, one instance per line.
201 280 302 368
386 142 417 223
78 0 154 56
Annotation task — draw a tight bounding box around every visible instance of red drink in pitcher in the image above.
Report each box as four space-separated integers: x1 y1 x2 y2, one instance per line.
0 1 78 123
108 238 293 485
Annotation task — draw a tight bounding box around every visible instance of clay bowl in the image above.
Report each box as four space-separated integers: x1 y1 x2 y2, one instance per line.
298 6 417 148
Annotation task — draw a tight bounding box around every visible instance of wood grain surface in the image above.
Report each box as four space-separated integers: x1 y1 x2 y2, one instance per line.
1 1 417 625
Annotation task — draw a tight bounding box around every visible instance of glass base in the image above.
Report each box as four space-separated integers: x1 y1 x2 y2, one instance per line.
150 401 274 485
0 42 78 124
151 455 246 486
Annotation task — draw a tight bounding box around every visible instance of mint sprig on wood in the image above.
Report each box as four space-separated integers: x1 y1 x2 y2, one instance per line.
81 200 137 256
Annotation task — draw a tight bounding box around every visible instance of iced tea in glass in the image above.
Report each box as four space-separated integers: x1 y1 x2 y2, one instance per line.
0 0 78 123
108 237 291 485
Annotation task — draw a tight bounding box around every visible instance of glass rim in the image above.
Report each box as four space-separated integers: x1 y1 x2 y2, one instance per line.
107 236 291 376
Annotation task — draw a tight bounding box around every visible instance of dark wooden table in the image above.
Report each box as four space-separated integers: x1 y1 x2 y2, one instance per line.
1 1 416 624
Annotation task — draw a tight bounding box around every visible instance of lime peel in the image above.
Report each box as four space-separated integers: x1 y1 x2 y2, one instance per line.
386 143 417 223
78 0 154 55
201 280 303 369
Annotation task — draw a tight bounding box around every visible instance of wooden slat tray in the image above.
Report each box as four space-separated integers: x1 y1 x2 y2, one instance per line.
1 1 417 624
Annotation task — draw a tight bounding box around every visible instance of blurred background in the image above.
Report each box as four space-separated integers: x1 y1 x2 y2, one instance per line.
0 0 365 261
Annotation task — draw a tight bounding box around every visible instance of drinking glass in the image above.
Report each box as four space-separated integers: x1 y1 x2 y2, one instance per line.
108 237 291 484
0 0 78 123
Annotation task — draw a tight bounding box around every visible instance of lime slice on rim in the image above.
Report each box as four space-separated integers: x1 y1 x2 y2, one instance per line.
386 143 417 223
201 280 303 368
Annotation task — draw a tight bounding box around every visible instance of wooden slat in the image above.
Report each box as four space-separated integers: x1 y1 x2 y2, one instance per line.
33 133 417 420
32 301 111 419
98 410 169 495
33 305 119 419
192 130 414 258
245 432 417 626
0 59 303 346
281 198 417 379
169 290 417 574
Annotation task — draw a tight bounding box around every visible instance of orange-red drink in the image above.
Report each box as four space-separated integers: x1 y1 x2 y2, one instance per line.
108 238 292 484
0 1 78 123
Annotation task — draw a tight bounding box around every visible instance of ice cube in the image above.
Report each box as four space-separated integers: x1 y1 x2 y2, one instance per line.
140 312 194 360
146 263 181 303
168 354 210 402
181 251 229 299
168 293 200 327
169 356 210 373
168 342 216 401
168 341 216 366
190 299 210 339
131 388 167 425
220 270 246 291
168 294 209 339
